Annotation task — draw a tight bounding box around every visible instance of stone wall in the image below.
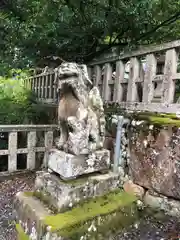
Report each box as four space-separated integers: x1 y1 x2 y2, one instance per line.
104 112 180 201
129 117 180 200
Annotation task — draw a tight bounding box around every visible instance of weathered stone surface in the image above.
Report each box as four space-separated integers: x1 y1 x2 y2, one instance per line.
14 191 138 240
48 148 110 179
144 191 180 217
14 192 49 239
55 62 106 155
123 180 145 199
35 170 122 212
129 121 180 199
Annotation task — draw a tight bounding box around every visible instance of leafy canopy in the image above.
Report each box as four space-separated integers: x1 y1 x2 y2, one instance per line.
0 0 180 71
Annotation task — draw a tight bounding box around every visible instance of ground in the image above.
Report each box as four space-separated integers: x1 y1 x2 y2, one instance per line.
0 173 35 240
0 173 180 240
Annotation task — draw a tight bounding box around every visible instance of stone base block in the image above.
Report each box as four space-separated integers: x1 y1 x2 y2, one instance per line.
14 191 137 240
144 191 180 217
48 148 110 180
35 170 122 212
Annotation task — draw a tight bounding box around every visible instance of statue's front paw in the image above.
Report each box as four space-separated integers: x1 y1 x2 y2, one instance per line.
55 138 64 149
100 132 105 137
63 143 69 152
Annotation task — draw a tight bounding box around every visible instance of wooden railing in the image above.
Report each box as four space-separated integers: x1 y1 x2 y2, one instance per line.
25 71 58 104
0 125 58 176
28 40 180 113
88 40 180 113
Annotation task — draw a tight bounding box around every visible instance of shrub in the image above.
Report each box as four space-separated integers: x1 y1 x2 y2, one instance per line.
0 69 51 124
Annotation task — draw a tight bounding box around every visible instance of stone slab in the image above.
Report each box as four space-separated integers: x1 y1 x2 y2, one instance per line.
48 148 110 180
14 192 49 239
143 191 180 217
34 170 122 212
14 191 138 240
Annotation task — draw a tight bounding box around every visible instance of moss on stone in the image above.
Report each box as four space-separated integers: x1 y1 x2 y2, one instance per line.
59 203 138 239
43 190 137 237
133 112 177 119
134 113 180 126
148 116 180 126
23 191 33 197
106 107 180 127
16 224 29 240
94 204 138 238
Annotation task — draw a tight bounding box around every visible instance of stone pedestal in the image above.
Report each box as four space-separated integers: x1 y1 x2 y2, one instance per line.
14 189 137 240
35 170 122 212
48 148 110 180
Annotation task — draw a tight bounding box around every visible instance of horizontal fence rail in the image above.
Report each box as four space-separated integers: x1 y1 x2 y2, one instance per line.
0 125 116 176
28 40 180 113
0 125 58 176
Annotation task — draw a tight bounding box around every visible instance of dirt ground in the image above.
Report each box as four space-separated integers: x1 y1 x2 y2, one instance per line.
0 173 180 240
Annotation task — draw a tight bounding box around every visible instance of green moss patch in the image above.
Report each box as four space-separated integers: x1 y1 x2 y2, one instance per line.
148 116 180 126
59 204 138 239
23 191 34 197
105 105 180 127
133 113 180 126
44 191 137 237
16 224 29 240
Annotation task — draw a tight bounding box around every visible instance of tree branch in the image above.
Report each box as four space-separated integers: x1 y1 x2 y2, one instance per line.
135 11 180 42
85 11 180 62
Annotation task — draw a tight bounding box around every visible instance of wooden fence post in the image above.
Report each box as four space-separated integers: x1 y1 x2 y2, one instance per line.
38 77 41 98
102 63 112 101
44 75 48 99
53 72 58 102
142 54 157 103
87 67 92 80
34 77 38 95
127 57 139 102
94 65 101 87
43 131 53 168
8 132 17 172
41 75 45 99
162 48 178 104
27 131 36 170
113 60 125 102
49 74 53 99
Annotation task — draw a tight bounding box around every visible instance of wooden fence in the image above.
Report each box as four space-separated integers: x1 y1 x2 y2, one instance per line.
0 125 58 176
25 71 58 104
27 40 180 113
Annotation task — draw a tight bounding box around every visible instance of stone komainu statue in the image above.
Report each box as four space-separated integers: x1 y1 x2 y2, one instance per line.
54 62 105 155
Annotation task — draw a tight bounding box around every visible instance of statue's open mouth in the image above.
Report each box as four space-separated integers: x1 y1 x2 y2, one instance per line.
59 79 79 101
58 72 78 79
58 65 79 79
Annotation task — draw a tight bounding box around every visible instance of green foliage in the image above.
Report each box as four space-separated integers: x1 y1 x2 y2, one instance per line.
0 69 50 124
0 0 180 72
